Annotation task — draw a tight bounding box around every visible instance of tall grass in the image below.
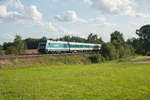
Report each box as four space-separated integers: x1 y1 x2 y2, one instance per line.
0 55 91 69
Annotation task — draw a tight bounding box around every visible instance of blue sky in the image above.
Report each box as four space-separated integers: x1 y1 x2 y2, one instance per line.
0 0 150 44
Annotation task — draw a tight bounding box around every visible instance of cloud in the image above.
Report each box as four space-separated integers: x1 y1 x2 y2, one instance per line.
0 5 43 24
84 0 148 17
5 33 15 39
90 17 117 27
2 33 15 41
5 0 24 10
24 6 57 32
0 5 23 22
93 22 117 28
55 10 87 23
89 17 106 22
0 4 57 32
25 5 43 24
41 22 57 32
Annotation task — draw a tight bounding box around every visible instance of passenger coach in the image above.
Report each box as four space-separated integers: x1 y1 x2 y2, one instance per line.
38 40 101 53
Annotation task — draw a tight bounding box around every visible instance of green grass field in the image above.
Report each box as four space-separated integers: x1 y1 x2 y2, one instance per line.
0 61 150 100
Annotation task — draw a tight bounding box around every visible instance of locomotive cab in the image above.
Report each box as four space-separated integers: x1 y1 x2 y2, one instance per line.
38 40 47 53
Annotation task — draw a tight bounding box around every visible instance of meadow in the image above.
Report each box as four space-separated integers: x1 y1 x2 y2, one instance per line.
0 58 150 100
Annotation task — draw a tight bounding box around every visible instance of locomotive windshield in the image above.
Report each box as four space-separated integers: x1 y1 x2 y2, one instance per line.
38 40 47 53
39 44 46 47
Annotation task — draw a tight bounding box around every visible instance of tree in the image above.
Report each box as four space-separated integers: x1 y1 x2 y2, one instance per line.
70 36 86 42
111 31 125 44
41 36 47 40
3 42 14 50
24 38 40 49
57 35 87 43
87 33 103 44
100 43 118 60
127 38 144 55
136 25 150 54
0 45 3 49
87 33 98 43
14 35 26 54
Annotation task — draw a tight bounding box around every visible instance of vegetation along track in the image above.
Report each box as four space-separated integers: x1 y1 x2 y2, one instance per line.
0 52 96 60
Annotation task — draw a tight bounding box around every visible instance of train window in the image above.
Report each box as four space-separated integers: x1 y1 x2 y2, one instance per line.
64 44 68 48
40 44 45 46
70 45 73 48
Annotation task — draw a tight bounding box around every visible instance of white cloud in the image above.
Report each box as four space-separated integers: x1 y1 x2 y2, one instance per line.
5 33 15 39
25 5 43 24
5 0 24 10
0 5 9 18
0 4 57 32
42 22 57 32
2 33 15 41
0 5 43 25
25 6 57 32
0 5 22 21
55 10 87 23
89 17 106 22
93 22 117 28
90 16 117 27
84 0 148 17
47 22 57 31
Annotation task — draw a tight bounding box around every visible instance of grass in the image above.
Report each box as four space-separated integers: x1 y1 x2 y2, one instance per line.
119 56 150 62
133 56 150 61
0 62 150 100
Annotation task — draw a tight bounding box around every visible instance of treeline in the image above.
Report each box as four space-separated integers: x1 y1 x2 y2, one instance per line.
0 24 150 60
90 31 135 63
0 35 26 55
127 25 150 55
1 33 104 52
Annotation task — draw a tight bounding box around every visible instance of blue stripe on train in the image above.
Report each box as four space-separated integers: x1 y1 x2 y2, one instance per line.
46 49 91 52
47 49 69 52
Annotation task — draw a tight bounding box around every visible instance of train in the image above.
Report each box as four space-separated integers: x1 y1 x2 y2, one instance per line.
38 39 101 53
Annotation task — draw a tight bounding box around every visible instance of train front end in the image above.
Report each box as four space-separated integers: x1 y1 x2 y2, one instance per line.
38 40 48 53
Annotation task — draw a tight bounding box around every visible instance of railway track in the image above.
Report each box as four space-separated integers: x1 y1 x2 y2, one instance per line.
0 52 95 60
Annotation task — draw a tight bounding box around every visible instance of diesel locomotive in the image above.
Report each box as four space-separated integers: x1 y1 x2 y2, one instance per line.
38 40 101 53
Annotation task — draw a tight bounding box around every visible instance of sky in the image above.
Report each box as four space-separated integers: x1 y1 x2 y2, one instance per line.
0 0 150 44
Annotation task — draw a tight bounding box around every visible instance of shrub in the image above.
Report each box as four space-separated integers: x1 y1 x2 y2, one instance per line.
100 43 119 60
0 49 5 55
89 54 105 63
5 46 18 55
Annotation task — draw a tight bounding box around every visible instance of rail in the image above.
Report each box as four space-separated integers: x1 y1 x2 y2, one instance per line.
0 52 96 60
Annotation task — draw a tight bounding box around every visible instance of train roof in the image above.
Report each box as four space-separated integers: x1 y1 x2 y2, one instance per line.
46 40 101 46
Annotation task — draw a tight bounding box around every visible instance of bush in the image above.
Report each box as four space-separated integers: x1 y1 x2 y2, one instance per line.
100 43 119 60
5 46 18 55
89 54 105 63
100 40 135 61
0 49 5 55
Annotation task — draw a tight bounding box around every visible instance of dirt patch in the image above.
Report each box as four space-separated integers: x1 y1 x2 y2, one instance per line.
136 60 150 63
